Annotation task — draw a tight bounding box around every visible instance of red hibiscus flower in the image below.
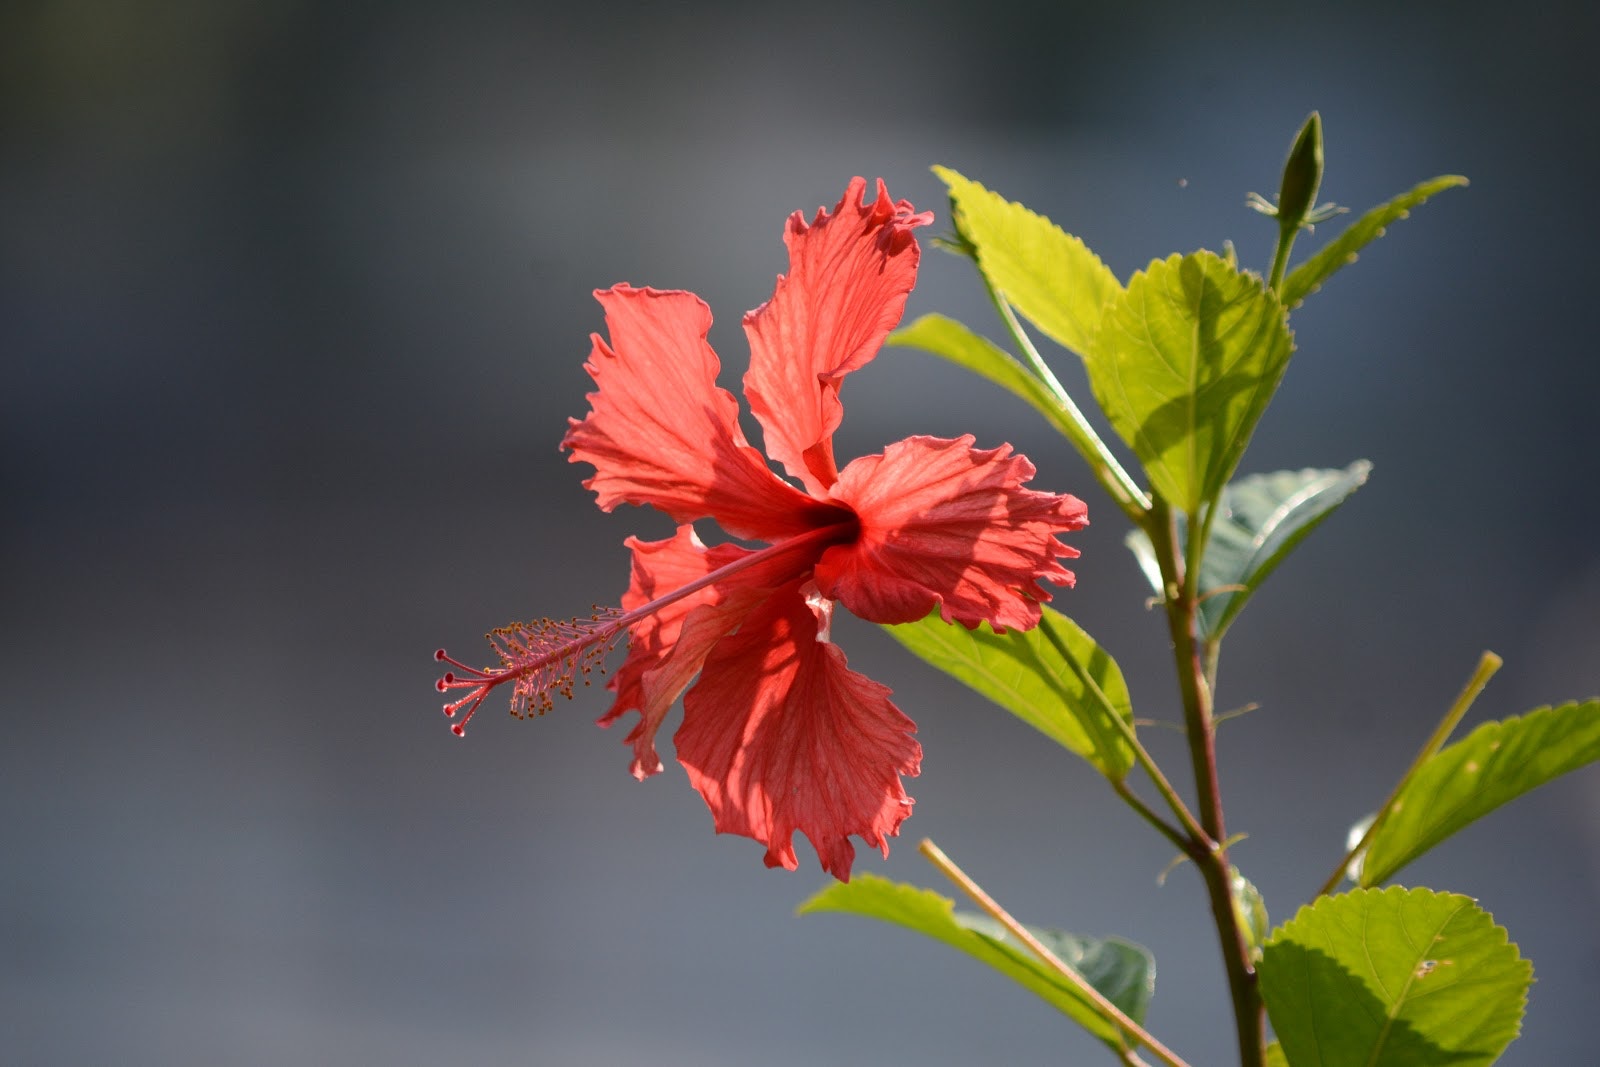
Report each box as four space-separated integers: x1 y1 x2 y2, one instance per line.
437 177 1087 880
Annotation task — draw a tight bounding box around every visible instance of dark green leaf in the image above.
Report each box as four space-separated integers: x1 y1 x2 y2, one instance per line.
1087 251 1294 516
1281 175 1469 309
884 607 1135 780
933 166 1121 358
1125 463 1370 638
800 874 1155 1051
1259 887 1530 1067
1359 700 1600 886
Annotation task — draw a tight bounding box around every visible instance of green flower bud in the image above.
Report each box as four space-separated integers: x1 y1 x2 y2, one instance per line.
1276 111 1325 232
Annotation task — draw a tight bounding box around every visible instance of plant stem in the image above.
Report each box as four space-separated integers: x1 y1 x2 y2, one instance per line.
1146 501 1265 1067
1315 650 1503 897
918 839 1193 1067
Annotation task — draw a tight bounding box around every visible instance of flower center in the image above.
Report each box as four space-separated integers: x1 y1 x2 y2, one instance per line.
435 518 858 735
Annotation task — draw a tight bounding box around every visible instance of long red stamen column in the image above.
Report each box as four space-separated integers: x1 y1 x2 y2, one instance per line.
435 609 625 736
435 521 856 736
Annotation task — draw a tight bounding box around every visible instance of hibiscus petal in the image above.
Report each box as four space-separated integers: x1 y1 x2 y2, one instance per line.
600 525 820 779
742 178 933 496
600 527 773 779
675 582 921 880
564 285 839 541
816 435 1089 632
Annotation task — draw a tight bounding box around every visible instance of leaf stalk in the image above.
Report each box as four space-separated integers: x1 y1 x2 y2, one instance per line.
984 286 1151 521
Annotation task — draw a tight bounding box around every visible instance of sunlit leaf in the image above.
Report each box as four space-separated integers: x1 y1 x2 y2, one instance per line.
885 607 1135 780
1087 251 1294 515
1125 463 1370 638
1281 174 1469 309
888 313 1077 438
800 874 1155 1052
1259 887 1529 1067
1264 1042 1289 1067
1359 700 1600 886
933 166 1121 358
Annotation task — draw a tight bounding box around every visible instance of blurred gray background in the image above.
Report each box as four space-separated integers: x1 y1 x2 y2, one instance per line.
4 1 1597 1063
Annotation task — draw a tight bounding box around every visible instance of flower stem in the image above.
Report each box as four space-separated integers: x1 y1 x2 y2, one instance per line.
1266 223 1296 294
1315 650 1503 898
918 839 1192 1067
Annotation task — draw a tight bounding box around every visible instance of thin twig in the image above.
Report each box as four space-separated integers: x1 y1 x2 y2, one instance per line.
1315 651 1503 897
918 839 1192 1067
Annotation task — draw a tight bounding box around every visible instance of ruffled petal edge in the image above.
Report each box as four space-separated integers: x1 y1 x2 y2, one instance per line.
817 435 1088 632
674 581 921 880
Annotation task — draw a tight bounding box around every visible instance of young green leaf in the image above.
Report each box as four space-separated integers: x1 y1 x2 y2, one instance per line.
1124 463 1370 638
1264 1042 1289 1067
1259 887 1530 1067
1281 174 1469 309
800 874 1155 1051
884 607 1135 780
1087 252 1294 516
933 166 1122 358
1358 699 1600 886
888 313 1077 439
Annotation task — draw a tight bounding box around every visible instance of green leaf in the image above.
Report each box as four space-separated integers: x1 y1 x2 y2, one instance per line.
933 166 1122 358
1265 1042 1290 1067
888 313 1078 439
1087 251 1294 516
1359 700 1600 886
884 607 1135 780
1259 887 1530 1067
800 873 1155 1052
1125 463 1370 638
1281 174 1469 309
